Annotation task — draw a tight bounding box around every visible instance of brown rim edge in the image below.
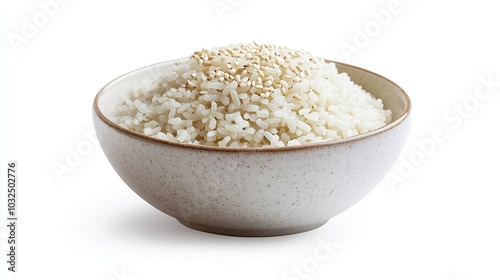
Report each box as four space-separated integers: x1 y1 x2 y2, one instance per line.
93 60 412 153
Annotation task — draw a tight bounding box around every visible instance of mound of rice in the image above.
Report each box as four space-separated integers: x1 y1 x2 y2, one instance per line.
113 43 392 148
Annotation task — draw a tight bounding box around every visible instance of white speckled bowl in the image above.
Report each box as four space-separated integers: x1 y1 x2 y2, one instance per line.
93 60 411 237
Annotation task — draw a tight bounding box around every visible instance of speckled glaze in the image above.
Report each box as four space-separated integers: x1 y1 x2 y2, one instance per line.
93 60 411 237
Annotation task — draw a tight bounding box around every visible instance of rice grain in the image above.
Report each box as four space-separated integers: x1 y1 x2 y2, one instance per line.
113 43 392 147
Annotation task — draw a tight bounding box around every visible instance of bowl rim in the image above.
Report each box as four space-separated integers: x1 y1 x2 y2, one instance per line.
94 60 411 152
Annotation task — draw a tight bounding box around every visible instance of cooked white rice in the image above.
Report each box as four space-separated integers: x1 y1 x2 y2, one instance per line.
113 42 392 148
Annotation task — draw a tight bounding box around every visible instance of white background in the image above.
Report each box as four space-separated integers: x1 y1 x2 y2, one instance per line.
1 0 499 279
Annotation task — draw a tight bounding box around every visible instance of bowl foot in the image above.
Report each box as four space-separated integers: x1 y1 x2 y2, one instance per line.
176 219 328 237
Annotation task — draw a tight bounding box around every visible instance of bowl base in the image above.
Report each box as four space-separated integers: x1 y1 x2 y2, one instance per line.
176 219 328 237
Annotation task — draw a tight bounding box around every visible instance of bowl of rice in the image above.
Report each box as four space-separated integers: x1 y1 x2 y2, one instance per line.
93 43 411 237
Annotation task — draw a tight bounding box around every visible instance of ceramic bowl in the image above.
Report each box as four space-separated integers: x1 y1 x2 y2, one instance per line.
92 60 411 237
